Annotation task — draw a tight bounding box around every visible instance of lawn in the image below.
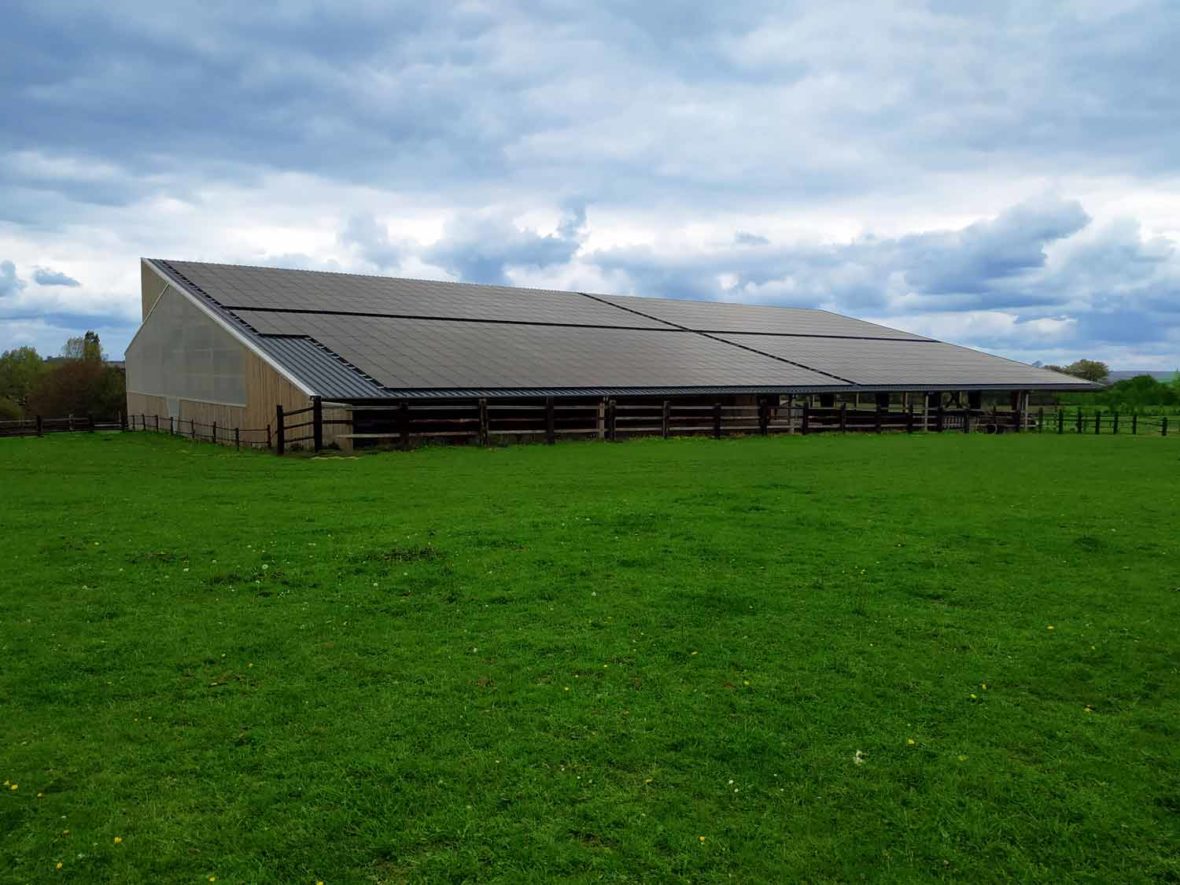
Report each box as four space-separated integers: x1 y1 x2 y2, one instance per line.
1 432 1178 883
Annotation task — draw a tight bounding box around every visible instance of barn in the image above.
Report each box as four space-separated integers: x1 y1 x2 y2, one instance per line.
125 259 1095 450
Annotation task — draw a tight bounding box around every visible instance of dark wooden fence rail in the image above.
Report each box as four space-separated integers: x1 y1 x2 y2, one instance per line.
7 404 1173 451
126 414 273 449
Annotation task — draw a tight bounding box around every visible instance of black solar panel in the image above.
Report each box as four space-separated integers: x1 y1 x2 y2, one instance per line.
233 311 843 390
162 260 671 329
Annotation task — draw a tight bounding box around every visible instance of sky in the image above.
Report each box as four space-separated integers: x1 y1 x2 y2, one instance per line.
2 0 1179 369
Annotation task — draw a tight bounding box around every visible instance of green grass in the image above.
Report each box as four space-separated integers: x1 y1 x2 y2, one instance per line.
2 433 1178 883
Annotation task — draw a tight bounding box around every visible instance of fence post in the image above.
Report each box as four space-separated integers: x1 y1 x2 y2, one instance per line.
839 402 847 433
119 411 126 431
801 402 810 435
1057 409 1064 434
1095 411 1101 435
154 414 160 432
963 410 972 434
1112 412 1119 435
1012 407 1021 433
266 424 272 449
935 406 944 433
399 400 410 451
713 402 722 439
312 396 323 453
234 427 240 450
1076 408 1083 434
607 399 617 441
35 415 43 437
906 405 915 434
545 397 555 445
1132 413 1138 435
211 421 217 445
478 398 489 446
874 407 882 434
1163 416 1169 437
664 400 673 438
275 405 285 455
190 419 196 440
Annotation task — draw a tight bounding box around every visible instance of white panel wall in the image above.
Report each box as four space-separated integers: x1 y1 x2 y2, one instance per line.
126 287 247 405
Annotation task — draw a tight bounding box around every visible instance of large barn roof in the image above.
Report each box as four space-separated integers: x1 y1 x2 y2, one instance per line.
144 258 1095 399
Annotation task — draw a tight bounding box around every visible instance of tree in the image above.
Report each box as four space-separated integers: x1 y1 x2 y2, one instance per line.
0 346 47 411
1048 359 1110 383
62 330 104 362
27 359 125 418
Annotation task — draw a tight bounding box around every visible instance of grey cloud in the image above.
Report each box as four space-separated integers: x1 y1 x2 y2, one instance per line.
339 214 403 270
32 267 80 286
0 261 25 298
423 205 588 284
735 231 770 246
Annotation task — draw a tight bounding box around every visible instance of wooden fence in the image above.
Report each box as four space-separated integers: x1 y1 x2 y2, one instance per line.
0 414 125 437
6 403 1170 452
126 414 273 449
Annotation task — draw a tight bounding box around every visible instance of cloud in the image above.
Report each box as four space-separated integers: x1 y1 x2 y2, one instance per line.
0 1 1178 366
32 267 80 286
0 261 26 299
423 204 588 284
0 261 25 298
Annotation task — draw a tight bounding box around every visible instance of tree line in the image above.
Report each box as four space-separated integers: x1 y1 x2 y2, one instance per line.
0 332 126 421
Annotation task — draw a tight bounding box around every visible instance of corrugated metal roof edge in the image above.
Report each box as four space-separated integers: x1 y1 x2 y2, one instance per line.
319 380 1100 401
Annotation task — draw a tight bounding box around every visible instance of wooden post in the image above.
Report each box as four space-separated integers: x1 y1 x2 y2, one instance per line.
399 400 410 450
1038 407 1044 433
545 397 555 445
190 419 196 440
607 398 617 441
312 396 323 452
154 414 159 432
839 402 847 433
713 402 722 439
1057 409 1064 434
234 427 240 450
801 402 810 435
1012 407 1021 433
1163 416 1169 437
786 395 795 433
1095 411 1102 435
663 400 672 438
266 424 272 449
596 398 606 440
212 421 217 444
906 405 914 434
35 415 42 437
478 398 489 446
1076 408 1083 434
275 404 285 455
1112 412 1119 435
963 410 972 434
874 407 882 434
1132 413 1138 435
935 406 944 433
119 411 126 431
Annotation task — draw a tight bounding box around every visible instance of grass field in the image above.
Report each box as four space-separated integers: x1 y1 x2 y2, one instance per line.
2 433 1178 883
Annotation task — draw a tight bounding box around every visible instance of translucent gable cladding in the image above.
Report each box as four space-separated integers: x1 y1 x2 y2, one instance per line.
126 286 247 404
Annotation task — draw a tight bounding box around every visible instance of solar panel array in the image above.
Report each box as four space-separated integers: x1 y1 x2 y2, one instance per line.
152 259 1094 396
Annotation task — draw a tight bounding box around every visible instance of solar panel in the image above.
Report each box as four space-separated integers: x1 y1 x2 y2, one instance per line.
231 310 846 390
160 260 671 329
715 335 1094 387
591 294 930 339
